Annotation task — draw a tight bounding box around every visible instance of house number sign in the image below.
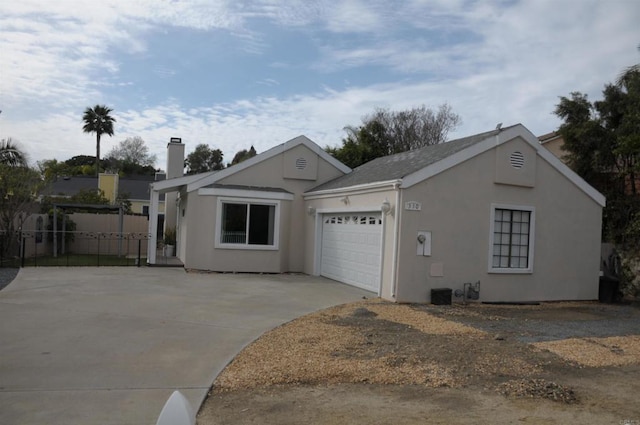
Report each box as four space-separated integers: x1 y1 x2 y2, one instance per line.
405 201 421 211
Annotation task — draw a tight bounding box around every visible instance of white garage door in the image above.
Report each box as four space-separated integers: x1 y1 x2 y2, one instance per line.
320 213 382 292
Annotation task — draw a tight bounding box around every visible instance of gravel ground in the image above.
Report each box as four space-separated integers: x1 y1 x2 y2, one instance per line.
428 302 640 343
199 299 640 424
0 268 19 291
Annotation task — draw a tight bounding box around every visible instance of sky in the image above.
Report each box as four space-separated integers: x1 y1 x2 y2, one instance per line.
1 0 639 171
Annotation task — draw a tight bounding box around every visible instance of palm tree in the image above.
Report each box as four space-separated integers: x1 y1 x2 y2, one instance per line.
0 138 27 167
82 105 116 177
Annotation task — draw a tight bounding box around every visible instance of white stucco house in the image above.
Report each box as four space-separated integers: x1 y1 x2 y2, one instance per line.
148 124 605 303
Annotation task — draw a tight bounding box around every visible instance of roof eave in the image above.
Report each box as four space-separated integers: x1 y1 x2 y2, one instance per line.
304 179 402 199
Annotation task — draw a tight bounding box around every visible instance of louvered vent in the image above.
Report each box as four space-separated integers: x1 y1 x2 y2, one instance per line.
295 157 307 170
510 152 525 169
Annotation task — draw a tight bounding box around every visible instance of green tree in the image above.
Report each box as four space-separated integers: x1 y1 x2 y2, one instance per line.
230 146 257 166
0 150 42 260
554 70 640 249
0 138 28 167
185 144 225 174
326 104 461 168
105 136 157 176
82 105 116 177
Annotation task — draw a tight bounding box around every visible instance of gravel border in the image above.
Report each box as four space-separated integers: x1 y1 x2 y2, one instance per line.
0 268 19 291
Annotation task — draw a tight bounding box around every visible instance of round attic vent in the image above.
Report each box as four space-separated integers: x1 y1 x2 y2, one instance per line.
510 151 525 169
295 157 307 170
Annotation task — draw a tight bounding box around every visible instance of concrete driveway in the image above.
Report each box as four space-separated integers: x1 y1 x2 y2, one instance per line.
0 267 371 425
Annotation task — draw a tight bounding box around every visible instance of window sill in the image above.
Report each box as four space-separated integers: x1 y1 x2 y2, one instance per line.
488 268 533 274
215 243 279 251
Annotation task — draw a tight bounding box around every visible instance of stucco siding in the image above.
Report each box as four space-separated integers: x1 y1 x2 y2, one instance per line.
394 140 602 303
214 144 345 272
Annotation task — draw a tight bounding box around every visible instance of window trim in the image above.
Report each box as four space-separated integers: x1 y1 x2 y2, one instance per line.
215 197 281 251
488 203 535 274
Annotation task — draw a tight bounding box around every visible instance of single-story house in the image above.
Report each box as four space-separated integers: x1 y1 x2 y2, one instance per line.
42 173 166 215
148 124 605 303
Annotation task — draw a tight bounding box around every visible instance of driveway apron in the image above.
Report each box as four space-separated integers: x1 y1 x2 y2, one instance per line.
0 267 370 425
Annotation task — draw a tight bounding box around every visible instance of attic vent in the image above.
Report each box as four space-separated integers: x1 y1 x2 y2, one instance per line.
510 151 525 169
295 157 307 170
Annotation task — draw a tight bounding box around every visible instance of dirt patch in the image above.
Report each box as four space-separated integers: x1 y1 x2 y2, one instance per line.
198 300 640 425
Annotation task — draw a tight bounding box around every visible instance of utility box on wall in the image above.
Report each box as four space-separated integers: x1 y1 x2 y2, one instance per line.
431 288 452 305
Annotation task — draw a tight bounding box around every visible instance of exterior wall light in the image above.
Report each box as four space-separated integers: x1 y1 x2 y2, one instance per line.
307 206 316 216
381 199 392 215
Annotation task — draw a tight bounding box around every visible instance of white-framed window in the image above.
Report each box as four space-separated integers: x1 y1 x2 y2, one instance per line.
488 204 535 273
216 198 280 250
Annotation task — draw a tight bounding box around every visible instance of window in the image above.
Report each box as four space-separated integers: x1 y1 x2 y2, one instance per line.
489 205 534 273
220 201 276 246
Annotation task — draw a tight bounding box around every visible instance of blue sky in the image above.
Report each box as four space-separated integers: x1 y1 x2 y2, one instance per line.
1 0 639 170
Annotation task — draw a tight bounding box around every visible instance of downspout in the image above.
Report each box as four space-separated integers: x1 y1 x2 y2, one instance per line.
391 182 402 299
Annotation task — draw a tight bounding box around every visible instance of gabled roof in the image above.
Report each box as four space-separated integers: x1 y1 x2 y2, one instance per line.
183 135 351 193
306 124 605 207
308 127 508 193
150 171 217 193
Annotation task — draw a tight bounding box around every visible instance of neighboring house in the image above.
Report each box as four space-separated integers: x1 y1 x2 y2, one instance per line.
149 124 605 303
42 173 166 215
538 131 567 162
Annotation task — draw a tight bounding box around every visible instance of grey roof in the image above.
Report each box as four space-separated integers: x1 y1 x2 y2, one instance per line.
44 175 164 201
208 184 293 194
308 127 510 192
45 176 98 197
119 176 158 200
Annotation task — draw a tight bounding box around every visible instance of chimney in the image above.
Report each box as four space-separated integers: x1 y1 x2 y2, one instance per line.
164 137 185 236
166 137 185 179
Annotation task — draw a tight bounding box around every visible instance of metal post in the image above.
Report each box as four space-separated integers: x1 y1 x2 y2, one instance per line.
137 239 141 267
118 206 124 257
61 213 66 256
21 236 25 268
53 206 57 258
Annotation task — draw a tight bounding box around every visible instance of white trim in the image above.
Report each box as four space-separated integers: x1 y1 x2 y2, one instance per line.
315 206 385 214
487 203 536 274
535 143 606 207
399 124 605 207
214 197 281 251
391 185 402 298
304 179 402 198
187 135 351 193
151 172 215 193
198 187 294 201
400 129 512 189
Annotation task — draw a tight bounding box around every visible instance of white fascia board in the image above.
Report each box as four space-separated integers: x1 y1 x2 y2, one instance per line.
288 135 352 174
150 172 213 193
509 125 606 207
399 123 606 207
304 179 402 200
535 141 606 207
187 135 351 193
198 187 294 201
400 134 502 189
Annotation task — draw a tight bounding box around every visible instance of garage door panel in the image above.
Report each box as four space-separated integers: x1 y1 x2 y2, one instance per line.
320 213 382 292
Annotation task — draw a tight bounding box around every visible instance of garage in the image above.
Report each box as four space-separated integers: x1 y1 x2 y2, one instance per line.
320 213 383 293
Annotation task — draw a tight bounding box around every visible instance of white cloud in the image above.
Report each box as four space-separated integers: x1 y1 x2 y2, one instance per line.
1 0 639 173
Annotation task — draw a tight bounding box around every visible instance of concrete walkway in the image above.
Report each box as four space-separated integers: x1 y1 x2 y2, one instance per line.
0 268 371 425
